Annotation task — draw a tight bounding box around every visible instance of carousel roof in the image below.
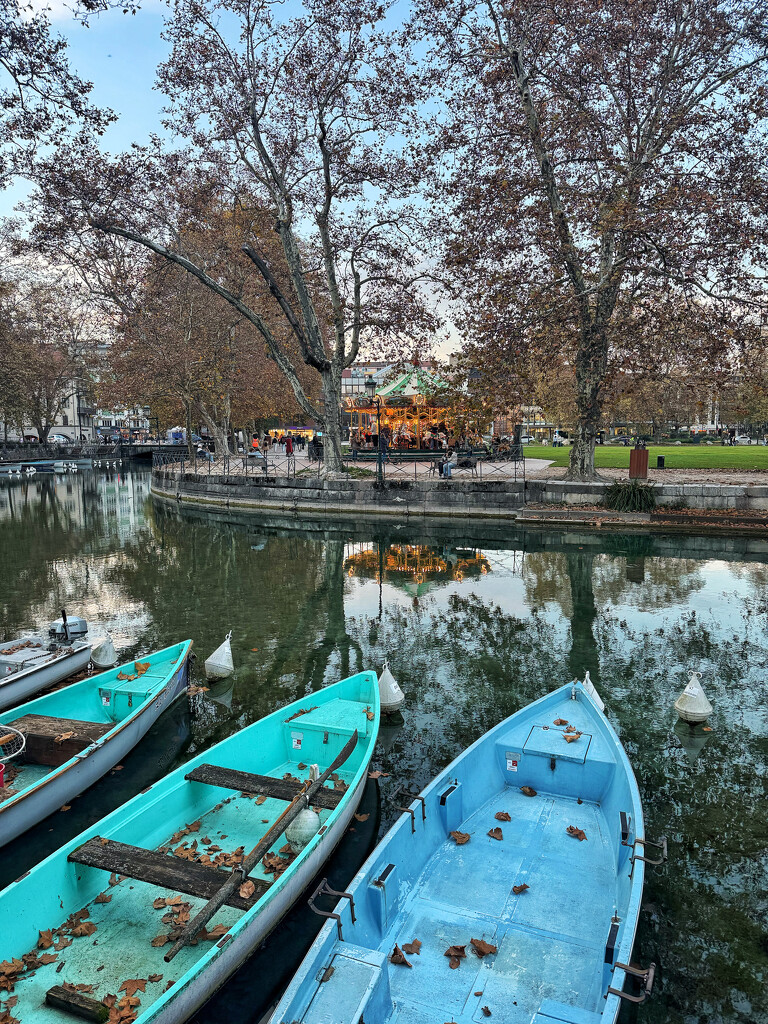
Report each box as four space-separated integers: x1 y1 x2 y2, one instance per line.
375 368 447 398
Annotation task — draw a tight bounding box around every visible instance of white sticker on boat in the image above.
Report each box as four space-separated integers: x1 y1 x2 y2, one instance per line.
101 693 110 705
505 751 521 772
291 731 303 749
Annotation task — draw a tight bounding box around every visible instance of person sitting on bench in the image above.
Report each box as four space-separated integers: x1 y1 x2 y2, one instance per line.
442 449 457 478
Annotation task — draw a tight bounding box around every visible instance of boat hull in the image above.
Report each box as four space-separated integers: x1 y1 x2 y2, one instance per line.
0 643 92 712
0 650 191 848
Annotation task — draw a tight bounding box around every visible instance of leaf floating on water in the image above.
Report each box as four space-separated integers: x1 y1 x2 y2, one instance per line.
390 944 412 968
187 685 209 696
482 1006 492 1017
367 769 390 779
520 787 537 797
401 939 422 955
239 880 255 899
120 980 147 998
59 805 71 812
512 884 530 895
38 931 53 950
151 935 169 947
553 719 568 726
470 938 497 958
449 830 470 845
563 732 582 743
94 893 112 904
702 727 713 732
487 827 503 841
494 811 511 822
354 813 369 822
71 922 97 938
566 825 587 842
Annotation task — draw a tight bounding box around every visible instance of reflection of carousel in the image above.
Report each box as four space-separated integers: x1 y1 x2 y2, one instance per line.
344 543 490 596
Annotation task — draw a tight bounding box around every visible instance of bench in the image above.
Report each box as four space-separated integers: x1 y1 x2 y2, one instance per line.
68 837 268 910
429 457 478 478
12 714 112 767
185 763 342 810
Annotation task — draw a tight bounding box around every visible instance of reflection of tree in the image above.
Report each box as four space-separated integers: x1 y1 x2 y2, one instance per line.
592 556 705 611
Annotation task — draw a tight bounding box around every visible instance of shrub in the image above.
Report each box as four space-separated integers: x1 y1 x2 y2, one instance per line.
604 480 657 512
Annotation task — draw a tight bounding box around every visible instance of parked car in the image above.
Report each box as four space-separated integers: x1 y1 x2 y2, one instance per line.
48 433 73 445
734 435 753 444
520 434 535 444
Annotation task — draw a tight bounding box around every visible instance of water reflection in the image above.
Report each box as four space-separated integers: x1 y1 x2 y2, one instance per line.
0 469 766 1023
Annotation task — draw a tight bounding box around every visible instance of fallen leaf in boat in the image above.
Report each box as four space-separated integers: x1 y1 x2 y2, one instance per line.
494 811 511 822
482 1007 492 1017
135 661 150 676
71 922 97 938
53 732 75 744
487 828 503 841
444 945 466 964
563 733 582 743
283 773 301 784
512 884 529 895
566 826 587 842
577 798 583 804
553 719 568 726
449 830 470 845
364 707 375 721
520 786 537 797
205 924 227 940
64 982 95 994
285 706 318 722
0 962 23 977
239 880 256 899
297 763 307 770
279 843 292 854
401 939 421 955
169 829 188 844
390 945 412 967
59 805 71 812
53 937 72 951
0 977 13 993
333 779 347 791
474 992 483 997
254 795 267 806
39 954 58 965
367 770 390 779
564 725 577 733
165 896 182 906
470 938 497 958
95 893 112 904
151 936 169 947
354 813 370 822
186 820 201 832
120 980 147 998
103 994 117 1007
201 836 211 845
38 931 53 950
207 845 221 854
152 898 166 910
148 974 163 983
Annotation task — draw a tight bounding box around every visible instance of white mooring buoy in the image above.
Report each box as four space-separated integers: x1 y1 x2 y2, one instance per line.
674 671 713 724
91 635 118 670
204 630 234 682
378 660 405 715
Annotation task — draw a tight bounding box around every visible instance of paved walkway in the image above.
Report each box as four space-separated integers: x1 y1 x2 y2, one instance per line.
526 463 768 486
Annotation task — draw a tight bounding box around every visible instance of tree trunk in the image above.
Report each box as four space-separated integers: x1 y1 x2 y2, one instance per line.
36 420 50 444
321 370 343 473
185 401 194 456
195 403 230 459
567 324 609 481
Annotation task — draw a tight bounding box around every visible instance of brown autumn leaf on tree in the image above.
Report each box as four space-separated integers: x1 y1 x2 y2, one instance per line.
470 938 497 958
494 811 511 822
487 828 503 841
449 831 470 845
390 945 413 968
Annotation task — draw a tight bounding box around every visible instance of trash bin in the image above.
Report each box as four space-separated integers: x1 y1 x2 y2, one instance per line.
629 447 649 479
656 455 665 469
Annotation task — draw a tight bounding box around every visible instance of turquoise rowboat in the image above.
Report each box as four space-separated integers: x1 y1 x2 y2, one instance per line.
273 677 663 1024
0 670 380 1024
0 641 193 848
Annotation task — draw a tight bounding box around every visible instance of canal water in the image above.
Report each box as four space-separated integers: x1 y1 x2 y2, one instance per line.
0 468 766 1024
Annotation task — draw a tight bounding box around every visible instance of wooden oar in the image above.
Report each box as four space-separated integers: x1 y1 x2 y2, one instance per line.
165 728 359 962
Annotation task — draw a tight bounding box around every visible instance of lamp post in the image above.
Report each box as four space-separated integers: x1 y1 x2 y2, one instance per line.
365 375 383 485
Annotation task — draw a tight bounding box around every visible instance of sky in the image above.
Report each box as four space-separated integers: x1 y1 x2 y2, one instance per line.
1 1 172 217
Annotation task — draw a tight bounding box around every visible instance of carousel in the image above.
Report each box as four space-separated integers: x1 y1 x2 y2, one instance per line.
346 369 450 450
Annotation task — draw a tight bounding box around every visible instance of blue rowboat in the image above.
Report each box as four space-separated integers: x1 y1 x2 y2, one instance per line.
0 670 380 1024
0 641 193 848
273 677 662 1024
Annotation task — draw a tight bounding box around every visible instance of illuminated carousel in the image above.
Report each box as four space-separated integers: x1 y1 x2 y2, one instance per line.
343 543 491 596
345 369 449 450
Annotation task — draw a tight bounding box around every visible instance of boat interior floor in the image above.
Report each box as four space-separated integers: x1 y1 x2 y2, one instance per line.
340 786 616 1024
7 759 356 1022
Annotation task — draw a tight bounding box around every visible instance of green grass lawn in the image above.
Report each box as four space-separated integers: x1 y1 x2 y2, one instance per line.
525 444 768 470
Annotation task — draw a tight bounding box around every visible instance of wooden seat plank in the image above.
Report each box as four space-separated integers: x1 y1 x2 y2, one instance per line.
185 763 343 810
13 714 112 767
68 838 269 911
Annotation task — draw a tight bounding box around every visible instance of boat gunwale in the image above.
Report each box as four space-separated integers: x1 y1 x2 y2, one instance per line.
274 679 646 1024
0 640 92 689
0 640 194 818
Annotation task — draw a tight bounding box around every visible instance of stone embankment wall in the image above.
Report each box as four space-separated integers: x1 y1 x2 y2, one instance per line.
152 468 768 519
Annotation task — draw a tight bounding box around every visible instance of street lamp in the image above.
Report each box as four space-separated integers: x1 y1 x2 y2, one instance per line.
365 375 383 484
